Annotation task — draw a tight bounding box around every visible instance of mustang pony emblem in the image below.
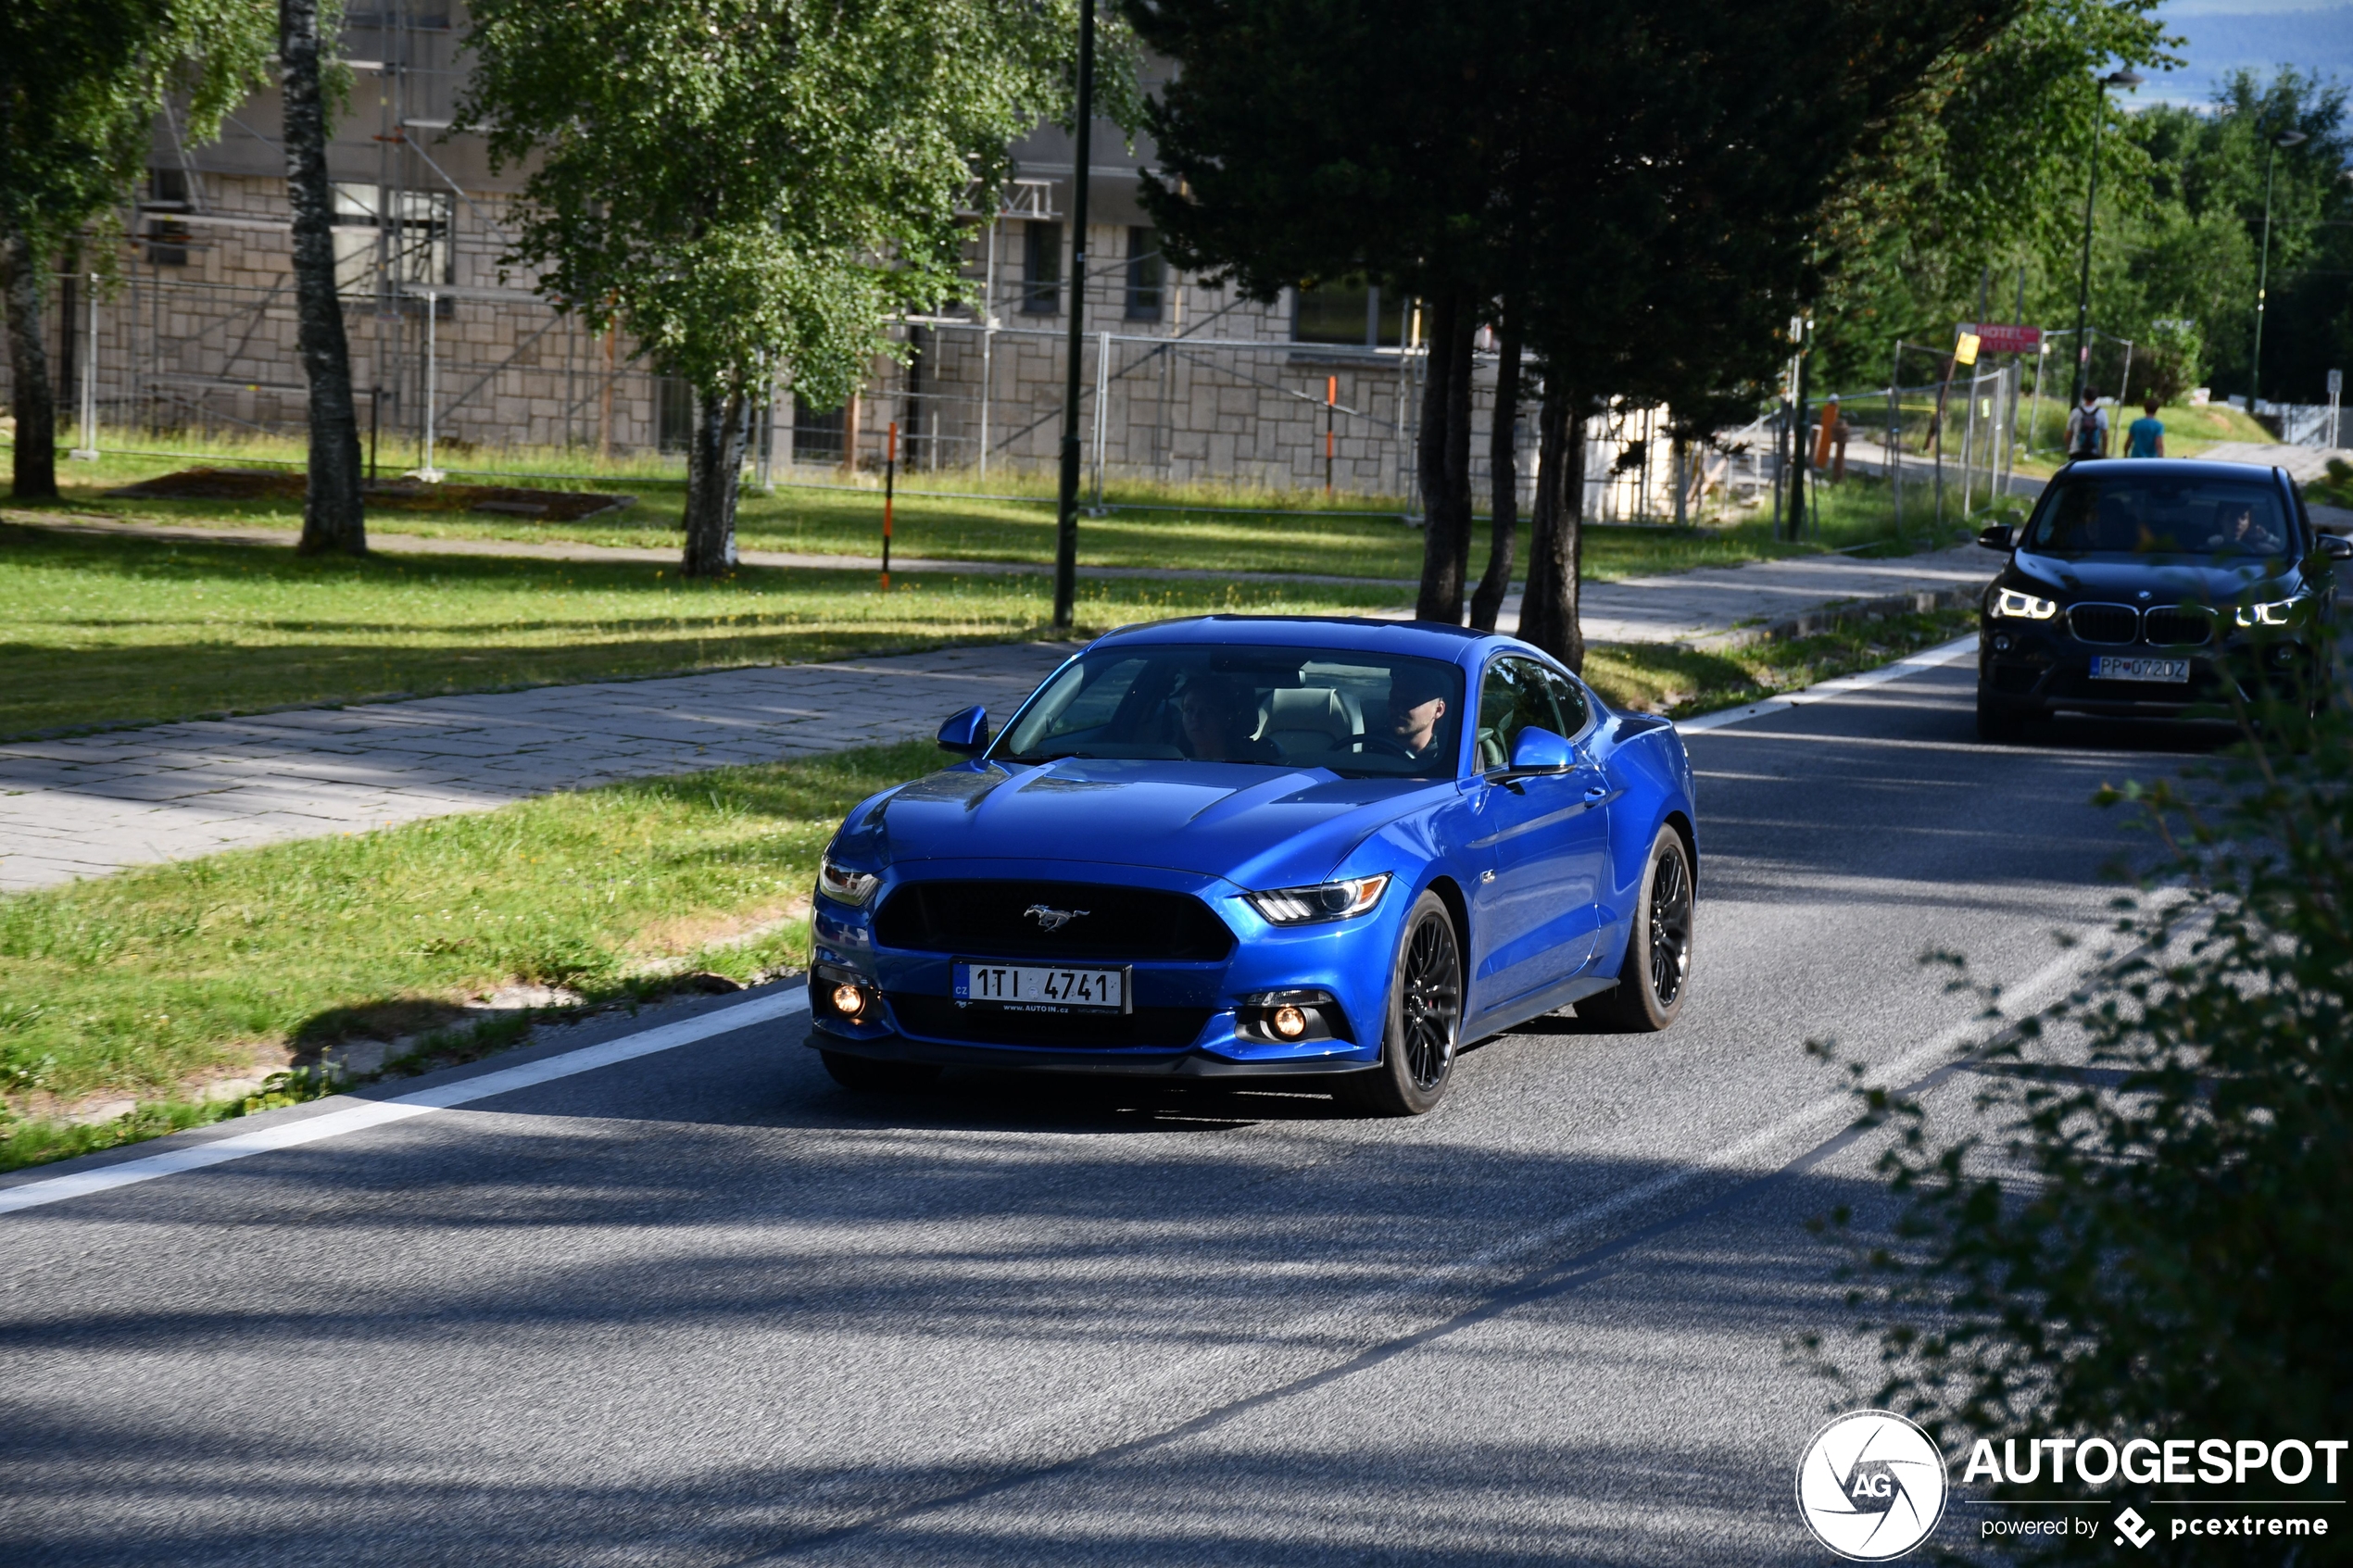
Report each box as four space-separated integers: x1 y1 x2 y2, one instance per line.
1024 904 1089 932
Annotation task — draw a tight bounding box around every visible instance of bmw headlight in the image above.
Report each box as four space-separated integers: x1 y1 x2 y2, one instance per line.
2234 598 2299 627
816 852 879 907
1993 588 2058 620
1247 873 1389 926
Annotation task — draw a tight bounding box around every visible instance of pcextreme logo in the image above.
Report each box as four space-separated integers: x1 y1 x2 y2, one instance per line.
1797 1411 1950 1561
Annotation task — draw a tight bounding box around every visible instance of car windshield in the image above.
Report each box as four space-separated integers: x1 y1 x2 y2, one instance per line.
2021 472 2298 559
993 644 1468 779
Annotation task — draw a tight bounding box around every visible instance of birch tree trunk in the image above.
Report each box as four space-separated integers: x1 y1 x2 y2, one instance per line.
1413 294 1478 624
683 384 749 576
281 0 367 555
1 229 59 500
1467 313 1521 632
1517 381 1587 673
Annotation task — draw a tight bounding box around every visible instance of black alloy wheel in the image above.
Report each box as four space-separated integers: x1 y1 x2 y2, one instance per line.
1340 890 1463 1116
1582 827 1694 1033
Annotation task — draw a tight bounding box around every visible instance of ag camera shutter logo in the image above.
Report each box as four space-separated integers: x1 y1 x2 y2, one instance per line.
1796 1411 1950 1560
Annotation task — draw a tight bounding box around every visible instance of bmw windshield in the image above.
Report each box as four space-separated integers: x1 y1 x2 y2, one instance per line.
992 644 1469 779
2022 472 2301 560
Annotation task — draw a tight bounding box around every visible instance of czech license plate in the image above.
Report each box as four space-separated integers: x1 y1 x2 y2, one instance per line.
2091 656 2191 684
954 960 1128 1011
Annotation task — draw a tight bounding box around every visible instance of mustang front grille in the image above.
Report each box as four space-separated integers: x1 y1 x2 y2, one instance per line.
874 880 1237 961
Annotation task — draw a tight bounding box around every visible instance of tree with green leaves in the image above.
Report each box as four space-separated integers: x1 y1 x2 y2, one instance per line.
0 0 271 501
462 0 1106 576
1137 0 2016 646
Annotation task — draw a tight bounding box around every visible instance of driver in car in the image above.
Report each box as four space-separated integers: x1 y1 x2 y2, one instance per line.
1379 665 1453 771
2220 502 2282 555
1177 674 1277 762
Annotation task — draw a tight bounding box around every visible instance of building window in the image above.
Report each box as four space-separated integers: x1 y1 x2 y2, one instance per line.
1293 280 1400 347
793 394 845 463
145 169 190 266
657 378 695 452
331 183 453 303
1125 227 1163 321
1021 220 1062 315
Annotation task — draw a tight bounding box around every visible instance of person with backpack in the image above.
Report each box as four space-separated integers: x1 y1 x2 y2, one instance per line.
2124 395 2167 458
2066 387 2110 460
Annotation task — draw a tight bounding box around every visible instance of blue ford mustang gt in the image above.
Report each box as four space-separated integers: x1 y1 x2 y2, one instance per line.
807 616 1698 1114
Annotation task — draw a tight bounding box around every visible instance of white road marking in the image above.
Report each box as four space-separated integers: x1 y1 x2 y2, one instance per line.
0 988 812 1217
1677 633 1980 734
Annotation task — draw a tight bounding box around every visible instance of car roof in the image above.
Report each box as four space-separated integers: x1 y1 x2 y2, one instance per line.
2055 458 2293 485
1088 615 1504 666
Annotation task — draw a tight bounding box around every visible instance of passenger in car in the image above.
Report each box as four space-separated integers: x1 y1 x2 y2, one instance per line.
1177 674 1278 762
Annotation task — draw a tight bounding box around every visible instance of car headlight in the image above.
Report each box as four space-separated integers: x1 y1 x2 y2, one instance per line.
1993 588 2058 620
816 852 880 907
2234 599 2298 627
1247 873 1389 925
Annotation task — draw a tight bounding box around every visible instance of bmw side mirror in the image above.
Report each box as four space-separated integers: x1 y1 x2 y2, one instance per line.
2317 533 2353 561
937 705 990 755
1977 523 2016 552
1502 727 1573 777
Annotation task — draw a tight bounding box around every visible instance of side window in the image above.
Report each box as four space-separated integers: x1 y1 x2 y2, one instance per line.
1536 666 1591 739
1475 658 1562 772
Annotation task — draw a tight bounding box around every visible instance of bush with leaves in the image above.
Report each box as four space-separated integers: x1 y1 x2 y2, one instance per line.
1814 636 2353 1563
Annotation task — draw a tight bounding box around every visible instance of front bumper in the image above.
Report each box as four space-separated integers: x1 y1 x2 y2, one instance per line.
804 860 1398 1077
1978 617 2317 718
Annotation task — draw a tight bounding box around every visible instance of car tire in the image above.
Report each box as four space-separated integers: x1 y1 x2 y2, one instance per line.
1336 890 1463 1117
1975 686 2029 744
1581 826 1694 1034
819 1048 941 1095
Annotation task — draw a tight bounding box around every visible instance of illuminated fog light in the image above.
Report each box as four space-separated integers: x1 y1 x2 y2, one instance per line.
831 983 866 1018
1272 1005 1308 1040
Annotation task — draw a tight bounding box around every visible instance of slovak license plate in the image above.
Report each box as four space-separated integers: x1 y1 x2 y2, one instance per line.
954 960 1128 1011
2091 656 2191 684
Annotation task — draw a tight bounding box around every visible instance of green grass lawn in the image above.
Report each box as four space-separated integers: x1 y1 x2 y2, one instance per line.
15 430 1910 583
0 738 939 1170
0 523 1405 737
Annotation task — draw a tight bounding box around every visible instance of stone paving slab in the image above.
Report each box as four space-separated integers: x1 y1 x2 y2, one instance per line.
0 643 1076 893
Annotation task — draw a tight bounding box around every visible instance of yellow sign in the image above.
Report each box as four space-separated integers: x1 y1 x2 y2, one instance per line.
1954 332 1982 366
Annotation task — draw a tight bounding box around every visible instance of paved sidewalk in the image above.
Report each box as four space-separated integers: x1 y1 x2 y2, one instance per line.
0 532 1997 894
1531 543 1989 645
0 643 1071 893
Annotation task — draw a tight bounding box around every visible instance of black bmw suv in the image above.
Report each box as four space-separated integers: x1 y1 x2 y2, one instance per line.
1975 458 2350 742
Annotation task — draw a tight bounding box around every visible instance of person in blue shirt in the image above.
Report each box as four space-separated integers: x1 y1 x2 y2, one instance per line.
2124 396 2167 458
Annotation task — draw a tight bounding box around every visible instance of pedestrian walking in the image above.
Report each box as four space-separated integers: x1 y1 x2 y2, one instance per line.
2066 387 2110 461
2124 395 2166 458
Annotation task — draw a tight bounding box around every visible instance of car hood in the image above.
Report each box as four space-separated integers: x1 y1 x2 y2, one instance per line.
850 757 1444 889
2009 550 2301 605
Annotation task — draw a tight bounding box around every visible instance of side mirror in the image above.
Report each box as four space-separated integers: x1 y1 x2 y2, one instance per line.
1977 523 2016 552
936 705 990 756
1503 726 1573 776
2316 533 2353 561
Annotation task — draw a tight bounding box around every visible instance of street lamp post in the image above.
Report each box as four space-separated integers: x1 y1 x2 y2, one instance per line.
1051 0 1097 634
2070 69 2143 409
2250 127 2309 415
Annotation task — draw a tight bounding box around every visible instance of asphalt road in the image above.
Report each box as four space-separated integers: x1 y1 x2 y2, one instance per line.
0 646 2221 1567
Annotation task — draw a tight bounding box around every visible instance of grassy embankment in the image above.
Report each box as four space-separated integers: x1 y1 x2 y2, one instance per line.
13 428 1932 581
